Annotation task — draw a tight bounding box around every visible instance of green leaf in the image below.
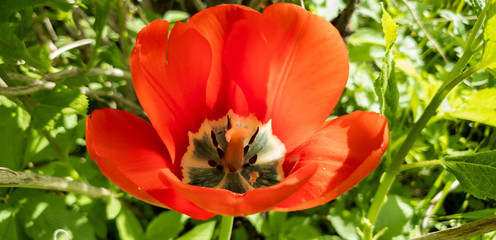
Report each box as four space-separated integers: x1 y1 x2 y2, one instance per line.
87 0 111 69
177 221 216 240
116 206 145 240
0 0 72 21
268 211 287 233
375 194 413 240
375 5 400 123
31 86 88 131
280 216 321 240
381 5 399 52
146 211 189 240
0 22 52 71
105 197 121 220
10 189 95 240
436 208 496 220
329 198 361 240
443 150 496 200
482 0 496 69
374 50 399 122
163 10 190 23
245 213 264 234
470 0 486 14
0 205 19 240
447 88 496 127
0 96 29 170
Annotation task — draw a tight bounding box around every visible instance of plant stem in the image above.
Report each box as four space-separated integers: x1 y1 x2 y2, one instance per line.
362 171 395 239
399 159 445 171
219 216 234 240
361 3 490 235
363 63 484 240
412 215 496 240
0 168 111 199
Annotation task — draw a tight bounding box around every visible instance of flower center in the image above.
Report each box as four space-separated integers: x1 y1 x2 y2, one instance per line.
181 111 286 194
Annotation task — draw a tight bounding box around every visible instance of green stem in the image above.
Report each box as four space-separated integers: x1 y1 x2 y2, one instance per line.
219 216 234 240
363 171 396 239
362 3 490 235
389 63 482 173
399 159 445 172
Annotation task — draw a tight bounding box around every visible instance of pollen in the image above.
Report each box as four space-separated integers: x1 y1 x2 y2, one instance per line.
249 171 260 185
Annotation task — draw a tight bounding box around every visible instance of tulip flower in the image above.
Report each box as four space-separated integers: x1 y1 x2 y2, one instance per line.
86 3 389 220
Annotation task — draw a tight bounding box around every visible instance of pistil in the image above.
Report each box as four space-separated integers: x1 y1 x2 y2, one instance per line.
223 121 249 172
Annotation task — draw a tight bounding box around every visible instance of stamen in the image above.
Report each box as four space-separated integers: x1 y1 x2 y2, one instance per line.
244 145 249 155
181 111 286 194
217 148 225 158
208 160 217 167
210 130 218 147
249 155 258 165
249 127 259 145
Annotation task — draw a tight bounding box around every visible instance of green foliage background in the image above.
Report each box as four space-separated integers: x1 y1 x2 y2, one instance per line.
0 0 496 239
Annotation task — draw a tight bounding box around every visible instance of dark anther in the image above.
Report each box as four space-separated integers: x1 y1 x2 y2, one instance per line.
244 145 249 155
216 165 224 170
208 160 217 167
249 155 258 165
210 130 218 147
249 127 259 144
89 115 92 119
242 163 250 169
227 115 232 130
217 148 225 158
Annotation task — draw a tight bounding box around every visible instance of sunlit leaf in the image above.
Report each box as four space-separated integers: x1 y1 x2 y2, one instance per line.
0 205 19 240
381 5 398 52
0 96 29 170
0 0 72 21
10 189 95 240
105 197 121 220
163 10 190 23
375 194 413 239
482 0 496 69
30 86 88 131
329 198 361 240
443 150 496 200
146 211 189 240
447 88 496 127
177 221 216 240
374 50 399 123
116 206 145 240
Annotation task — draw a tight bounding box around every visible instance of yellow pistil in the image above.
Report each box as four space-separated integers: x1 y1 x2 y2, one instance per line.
224 122 249 172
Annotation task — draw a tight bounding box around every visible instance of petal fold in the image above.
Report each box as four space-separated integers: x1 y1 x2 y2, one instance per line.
275 111 389 211
188 5 260 118
86 109 215 220
262 3 350 151
131 20 212 170
156 163 318 216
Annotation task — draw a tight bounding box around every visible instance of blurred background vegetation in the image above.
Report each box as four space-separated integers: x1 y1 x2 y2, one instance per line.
0 0 495 239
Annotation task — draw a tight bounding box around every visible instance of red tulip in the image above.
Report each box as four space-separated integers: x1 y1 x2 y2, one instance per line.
86 3 389 220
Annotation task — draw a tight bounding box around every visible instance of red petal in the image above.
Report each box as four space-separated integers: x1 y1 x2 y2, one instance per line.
86 109 215 220
262 3 349 151
223 17 281 120
130 20 212 171
188 5 262 118
155 163 318 216
275 111 389 211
